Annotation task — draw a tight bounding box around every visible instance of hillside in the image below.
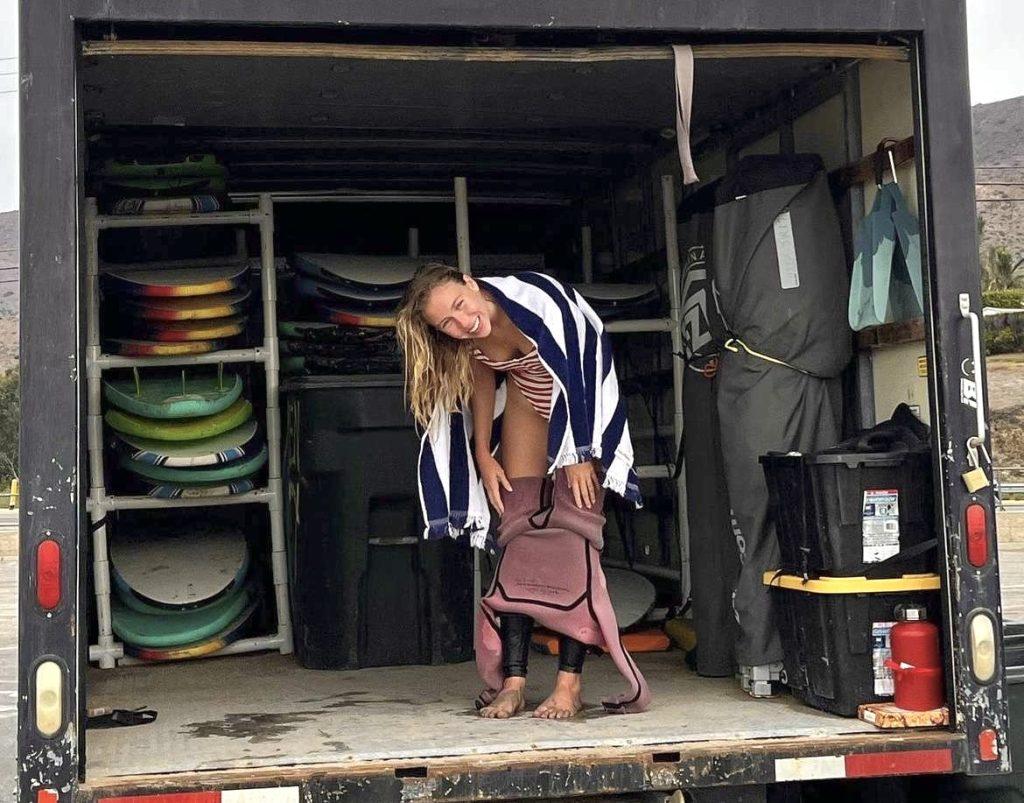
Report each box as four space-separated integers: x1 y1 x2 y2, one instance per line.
0 211 17 371
974 96 1024 264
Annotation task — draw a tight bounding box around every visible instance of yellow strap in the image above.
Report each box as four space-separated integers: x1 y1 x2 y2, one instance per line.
724 338 817 377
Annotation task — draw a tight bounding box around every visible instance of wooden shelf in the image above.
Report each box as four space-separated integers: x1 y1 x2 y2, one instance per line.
856 317 925 348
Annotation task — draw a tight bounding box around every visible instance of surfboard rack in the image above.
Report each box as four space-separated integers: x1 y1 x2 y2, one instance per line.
83 193 294 669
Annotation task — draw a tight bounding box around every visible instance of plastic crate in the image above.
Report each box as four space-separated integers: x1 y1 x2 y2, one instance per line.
762 448 935 578
765 571 941 716
282 375 474 670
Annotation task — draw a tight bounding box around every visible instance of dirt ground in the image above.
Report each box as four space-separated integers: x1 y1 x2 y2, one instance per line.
987 354 1024 482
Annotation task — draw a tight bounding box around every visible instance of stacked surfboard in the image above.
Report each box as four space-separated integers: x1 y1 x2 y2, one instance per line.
97 154 227 216
105 370 267 498
101 263 251 357
280 253 411 375
109 520 262 660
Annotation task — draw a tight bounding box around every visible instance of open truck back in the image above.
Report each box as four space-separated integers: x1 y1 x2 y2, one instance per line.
17 1 1014 800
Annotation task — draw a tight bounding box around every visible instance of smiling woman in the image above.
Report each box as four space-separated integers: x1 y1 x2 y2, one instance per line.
395 262 649 719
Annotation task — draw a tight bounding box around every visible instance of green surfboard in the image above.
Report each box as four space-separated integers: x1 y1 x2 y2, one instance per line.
105 397 252 441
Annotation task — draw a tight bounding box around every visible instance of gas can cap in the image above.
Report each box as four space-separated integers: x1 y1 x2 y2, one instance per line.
896 604 927 621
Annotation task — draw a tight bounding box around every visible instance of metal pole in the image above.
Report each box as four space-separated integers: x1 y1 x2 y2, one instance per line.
408 227 420 258
581 224 593 283
453 176 482 609
84 199 117 669
661 175 691 605
454 176 471 274
259 193 294 656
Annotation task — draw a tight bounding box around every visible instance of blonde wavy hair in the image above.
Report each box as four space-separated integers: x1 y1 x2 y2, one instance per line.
395 263 476 428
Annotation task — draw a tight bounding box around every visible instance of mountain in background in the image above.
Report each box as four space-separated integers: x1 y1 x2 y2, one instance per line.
973 95 1024 168
973 95 1024 264
0 210 17 372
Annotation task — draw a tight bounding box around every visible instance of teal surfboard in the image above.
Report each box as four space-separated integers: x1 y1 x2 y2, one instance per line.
104 372 243 420
120 598 259 661
111 584 252 648
120 443 268 484
133 477 257 499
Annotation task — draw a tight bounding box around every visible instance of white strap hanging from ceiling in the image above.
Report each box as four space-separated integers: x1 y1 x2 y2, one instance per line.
672 45 699 185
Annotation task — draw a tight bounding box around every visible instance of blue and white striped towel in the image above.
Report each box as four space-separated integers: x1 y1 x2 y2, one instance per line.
417 272 642 548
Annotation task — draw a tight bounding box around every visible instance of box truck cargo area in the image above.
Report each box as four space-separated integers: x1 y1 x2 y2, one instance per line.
16 15 1007 800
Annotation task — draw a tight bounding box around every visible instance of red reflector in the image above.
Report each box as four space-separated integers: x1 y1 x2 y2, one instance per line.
845 748 954 777
38 791 59 803
36 540 61 610
979 728 1000 761
966 504 988 567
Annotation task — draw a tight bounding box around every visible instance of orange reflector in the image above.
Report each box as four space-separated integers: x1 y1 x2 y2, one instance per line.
37 791 59 803
979 728 1000 761
966 504 988 567
36 539 61 610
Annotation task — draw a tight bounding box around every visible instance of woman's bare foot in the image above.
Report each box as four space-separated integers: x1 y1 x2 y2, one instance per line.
479 677 526 719
533 671 583 719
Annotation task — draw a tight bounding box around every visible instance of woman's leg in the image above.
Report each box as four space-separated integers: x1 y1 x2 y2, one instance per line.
501 613 533 678
478 605 533 720
533 635 586 719
557 635 587 675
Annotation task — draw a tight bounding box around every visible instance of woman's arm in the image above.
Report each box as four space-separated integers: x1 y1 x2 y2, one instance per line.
470 357 496 460
469 358 511 513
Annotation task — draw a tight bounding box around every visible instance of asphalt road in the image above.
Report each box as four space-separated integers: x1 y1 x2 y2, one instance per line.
0 512 17 800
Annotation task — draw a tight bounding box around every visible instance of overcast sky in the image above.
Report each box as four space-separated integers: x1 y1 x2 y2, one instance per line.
1 0 1023 213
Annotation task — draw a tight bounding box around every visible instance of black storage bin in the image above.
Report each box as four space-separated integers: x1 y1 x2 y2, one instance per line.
283 375 474 670
762 447 935 578
768 573 941 716
807 447 934 577
760 453 823 578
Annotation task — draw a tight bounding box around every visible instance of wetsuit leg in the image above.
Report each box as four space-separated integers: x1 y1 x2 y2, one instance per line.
501 613 534 677
558 635 587 674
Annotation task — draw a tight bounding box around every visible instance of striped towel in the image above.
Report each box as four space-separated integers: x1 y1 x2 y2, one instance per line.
417 272 642 549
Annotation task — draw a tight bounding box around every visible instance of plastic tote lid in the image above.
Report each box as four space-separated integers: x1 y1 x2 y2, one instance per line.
896 603 928 621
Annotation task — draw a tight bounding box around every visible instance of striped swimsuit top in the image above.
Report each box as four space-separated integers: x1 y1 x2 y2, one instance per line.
471 347 554 421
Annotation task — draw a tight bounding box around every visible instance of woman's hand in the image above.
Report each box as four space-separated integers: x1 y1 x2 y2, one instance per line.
477 452 513 515
565 461 600 509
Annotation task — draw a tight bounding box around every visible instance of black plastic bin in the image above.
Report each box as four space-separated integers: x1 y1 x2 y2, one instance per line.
282 375 474 670
762 447 935 578
808 448 934 576
766 572 942 716
760 453 823 578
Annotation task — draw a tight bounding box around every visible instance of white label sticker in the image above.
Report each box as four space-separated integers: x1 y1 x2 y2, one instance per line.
774 210 800 289
872 621 896 696
863 489 900 563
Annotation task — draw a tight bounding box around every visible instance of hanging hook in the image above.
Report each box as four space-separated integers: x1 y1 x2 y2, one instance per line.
875 138 901 187
887 148 899 186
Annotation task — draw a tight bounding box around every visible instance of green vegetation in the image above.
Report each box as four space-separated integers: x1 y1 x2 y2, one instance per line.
0 369 18 486
982 285 1024 356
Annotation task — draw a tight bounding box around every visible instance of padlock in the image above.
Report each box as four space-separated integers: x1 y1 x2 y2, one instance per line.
962 440 990 493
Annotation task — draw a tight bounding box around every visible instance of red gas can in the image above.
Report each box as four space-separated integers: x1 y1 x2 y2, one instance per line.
886 604 944 711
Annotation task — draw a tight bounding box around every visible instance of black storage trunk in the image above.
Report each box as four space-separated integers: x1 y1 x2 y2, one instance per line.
768 573 942 716
762 448 935 578
282 375 474 670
